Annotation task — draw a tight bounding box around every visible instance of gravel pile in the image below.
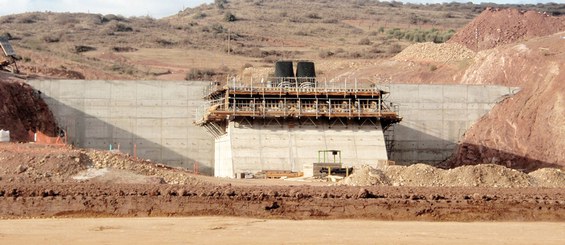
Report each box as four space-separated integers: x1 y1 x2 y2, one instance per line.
392 42 475 63
85 150 204 185
342 164 565 188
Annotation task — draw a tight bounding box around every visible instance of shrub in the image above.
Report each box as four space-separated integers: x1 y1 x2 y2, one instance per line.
73 45 96 53
115 23 133 32
306 13 321 19
210 23 225 33
193 12 207 19
185 68 217 80
215 0 227 9
224 11 236 22
358 37 372 45
388 44 403 54
101 14 126 23
1 32 13 40
155 39 176 47
319 50 334 58
241 63 253 69
42 34 61 43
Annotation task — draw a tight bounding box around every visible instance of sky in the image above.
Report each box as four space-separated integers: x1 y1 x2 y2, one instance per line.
0 0 562 18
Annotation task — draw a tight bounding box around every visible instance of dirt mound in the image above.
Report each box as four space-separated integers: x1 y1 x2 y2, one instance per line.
448 8 565 51
340 165 390 186
342 164 564 188
0 74 58 141
85 150 203 185
0 143 203 185
392 42 475 63
529 168 565 188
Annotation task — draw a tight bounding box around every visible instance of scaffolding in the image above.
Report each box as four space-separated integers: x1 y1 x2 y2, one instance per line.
196 77 402 138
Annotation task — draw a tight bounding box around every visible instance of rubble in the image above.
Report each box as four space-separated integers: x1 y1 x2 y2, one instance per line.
342 164 565 188
392 42 475 63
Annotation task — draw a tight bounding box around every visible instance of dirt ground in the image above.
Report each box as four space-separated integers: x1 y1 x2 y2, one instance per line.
0 217 564 245
1 143 565 221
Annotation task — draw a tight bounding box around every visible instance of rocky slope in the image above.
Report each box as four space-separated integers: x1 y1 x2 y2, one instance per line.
448 23 565 171
0 73 57 141
448 8 565 51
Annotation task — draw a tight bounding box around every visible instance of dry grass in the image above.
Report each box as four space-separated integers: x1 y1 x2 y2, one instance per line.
0 0 562 80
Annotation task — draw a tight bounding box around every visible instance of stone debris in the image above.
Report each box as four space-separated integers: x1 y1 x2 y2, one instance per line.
342 164 565 188
392 42 475 63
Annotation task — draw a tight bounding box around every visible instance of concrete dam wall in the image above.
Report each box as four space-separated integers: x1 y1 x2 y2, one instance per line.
28 80 517 176
28 80 214 175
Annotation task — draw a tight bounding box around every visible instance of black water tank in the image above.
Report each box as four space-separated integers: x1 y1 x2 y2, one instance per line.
296 61 316 78
274 61 294 78
296 61 316 85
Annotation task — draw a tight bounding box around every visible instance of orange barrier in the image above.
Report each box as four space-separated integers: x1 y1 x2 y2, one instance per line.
28 130 67 145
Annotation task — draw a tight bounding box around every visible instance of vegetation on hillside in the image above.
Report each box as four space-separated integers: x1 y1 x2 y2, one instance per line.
0 0 562 80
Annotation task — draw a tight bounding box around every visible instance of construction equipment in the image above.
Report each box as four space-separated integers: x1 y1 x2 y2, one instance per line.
316 150 352 178
0 36 20 74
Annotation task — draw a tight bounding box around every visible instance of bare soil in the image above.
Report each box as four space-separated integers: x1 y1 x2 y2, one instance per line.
1 143 565 222
1 217 564 245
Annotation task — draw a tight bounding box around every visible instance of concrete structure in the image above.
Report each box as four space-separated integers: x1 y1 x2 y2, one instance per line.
384 84 518 164
27 80 214 175
214 120 388 177
27 80 518 176
197 77 400 178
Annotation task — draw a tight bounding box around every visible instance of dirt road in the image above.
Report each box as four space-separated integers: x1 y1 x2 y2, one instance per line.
1 217 564 244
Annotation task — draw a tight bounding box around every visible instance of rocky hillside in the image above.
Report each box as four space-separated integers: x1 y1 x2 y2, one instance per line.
0 73 57 141
450 32 565 171
448 7 565 51
339 8 565 171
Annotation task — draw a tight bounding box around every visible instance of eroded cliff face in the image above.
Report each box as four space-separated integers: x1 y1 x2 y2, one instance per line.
0 75 57 142
449 32 565 171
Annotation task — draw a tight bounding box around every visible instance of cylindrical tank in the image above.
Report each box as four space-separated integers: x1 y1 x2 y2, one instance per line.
274 61 294 78
296 61 316 86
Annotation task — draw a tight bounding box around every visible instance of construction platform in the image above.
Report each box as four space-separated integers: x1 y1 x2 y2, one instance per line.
196 78 402 138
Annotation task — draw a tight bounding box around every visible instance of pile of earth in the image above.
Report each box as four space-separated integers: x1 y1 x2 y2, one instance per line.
448 8 565 51
0 143 204 186
0 73 57 141
341 164 565 188
392 42 475 63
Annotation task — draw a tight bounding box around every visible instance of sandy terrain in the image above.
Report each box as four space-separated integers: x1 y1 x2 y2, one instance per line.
0 217 564 245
